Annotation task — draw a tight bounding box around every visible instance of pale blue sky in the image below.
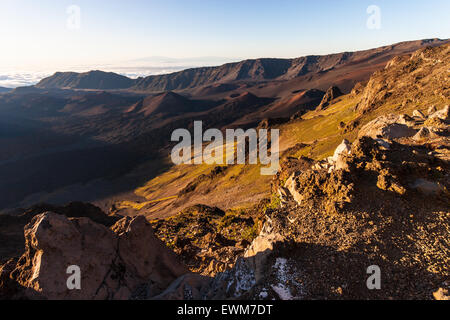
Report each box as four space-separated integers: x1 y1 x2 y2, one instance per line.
0 0 449 73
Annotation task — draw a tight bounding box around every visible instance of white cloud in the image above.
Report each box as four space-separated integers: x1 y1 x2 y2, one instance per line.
0 57 240 88
0 72 51 88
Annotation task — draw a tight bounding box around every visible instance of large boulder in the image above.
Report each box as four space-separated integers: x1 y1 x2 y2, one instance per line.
358 114 417 140
4 212 188 300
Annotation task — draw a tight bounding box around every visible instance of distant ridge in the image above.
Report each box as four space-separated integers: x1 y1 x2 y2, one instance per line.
35 39 449 92
36 70 134 90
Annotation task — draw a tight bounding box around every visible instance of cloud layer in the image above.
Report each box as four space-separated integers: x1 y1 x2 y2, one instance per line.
0 57 238 88
0 72 51 88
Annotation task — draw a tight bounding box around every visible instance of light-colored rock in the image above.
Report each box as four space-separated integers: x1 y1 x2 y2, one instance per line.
332 139 352 162
358 114 417 140
277 187 289 204
284 173 304 204
427 105 437 115
412 110 426 119
397 114 416 126
327 139 351 171
413 127 440 141
433 287 450 300
429 105 449 121
244 218 284 283
9 212 188 300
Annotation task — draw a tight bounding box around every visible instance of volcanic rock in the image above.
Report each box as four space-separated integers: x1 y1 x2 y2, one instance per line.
358 114 417 140
317 86 343 110
2 213 188 300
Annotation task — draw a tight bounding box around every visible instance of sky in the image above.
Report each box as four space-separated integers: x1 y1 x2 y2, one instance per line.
0 0 449 87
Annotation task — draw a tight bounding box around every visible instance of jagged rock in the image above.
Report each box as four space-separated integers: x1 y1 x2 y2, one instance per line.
357 45 449 114
244 218 284 283
351 82 365 97
397 114 416 126
413 127 440 141
214 258 257 298
412 110 426 119
158 256 259 300
111 216 189 298
278 187 289 199
0 259 21 299
4 213 188 300
0 202 124 269
427 105 437 115
433 287 450 300
429 105 449 121
331 139 352 170
317 86 342 110
358 114 417 140
332 139 352 162
377 171 406 195
284 173 304 204
424 116 447 129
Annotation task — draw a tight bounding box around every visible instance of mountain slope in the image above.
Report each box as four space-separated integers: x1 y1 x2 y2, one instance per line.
132 39 448 92
116 43 450 221
1 43 449 301
35 70 135 90
126 92 197 116
35 39 449 93
129 44 450 299
2 40 448 213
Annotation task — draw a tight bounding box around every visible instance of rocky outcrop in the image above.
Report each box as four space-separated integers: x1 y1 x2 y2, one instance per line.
150 204 265 278
244 217 284 283
330 139 352 171
317 86 343 110
1 213 188 300
429 105 449 121
357 44 449 114
358 114 417 140
354 106 449 158
0 202 122 266
433 286 450 300
247 109 450 299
